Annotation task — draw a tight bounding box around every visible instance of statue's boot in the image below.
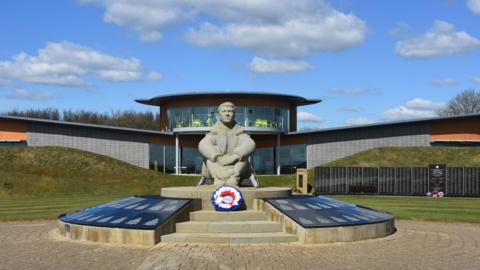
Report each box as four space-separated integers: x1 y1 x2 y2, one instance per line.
226 177 240 187
213 179 226 186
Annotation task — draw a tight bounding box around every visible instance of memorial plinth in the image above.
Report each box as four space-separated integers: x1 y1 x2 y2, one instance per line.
58 188 395 245
161 186 291 210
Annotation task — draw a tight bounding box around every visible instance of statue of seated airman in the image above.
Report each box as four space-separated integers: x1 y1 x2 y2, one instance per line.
198 102 259 187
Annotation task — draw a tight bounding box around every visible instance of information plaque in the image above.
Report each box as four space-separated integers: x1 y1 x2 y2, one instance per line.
429 164 446 194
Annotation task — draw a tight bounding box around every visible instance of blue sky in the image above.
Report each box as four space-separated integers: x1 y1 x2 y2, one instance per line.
1 0 479 129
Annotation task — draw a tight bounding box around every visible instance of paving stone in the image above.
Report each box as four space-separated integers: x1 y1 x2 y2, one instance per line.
3 220 480 270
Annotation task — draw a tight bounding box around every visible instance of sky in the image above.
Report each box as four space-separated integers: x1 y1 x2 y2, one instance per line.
1 0 479 129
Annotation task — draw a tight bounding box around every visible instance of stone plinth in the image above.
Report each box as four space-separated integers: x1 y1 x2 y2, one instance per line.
161 186 292 210
254 199 396 244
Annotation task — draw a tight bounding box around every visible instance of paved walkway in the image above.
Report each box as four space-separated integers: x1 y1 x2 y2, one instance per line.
0 220 479 270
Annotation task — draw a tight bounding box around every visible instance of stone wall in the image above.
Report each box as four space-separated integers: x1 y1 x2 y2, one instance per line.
27 123 150 168
306 123 430 168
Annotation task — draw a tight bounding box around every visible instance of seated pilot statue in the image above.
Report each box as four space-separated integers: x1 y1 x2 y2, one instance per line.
198 102 259 187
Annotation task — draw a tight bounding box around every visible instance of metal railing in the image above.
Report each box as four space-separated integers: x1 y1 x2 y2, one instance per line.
314 167 480 197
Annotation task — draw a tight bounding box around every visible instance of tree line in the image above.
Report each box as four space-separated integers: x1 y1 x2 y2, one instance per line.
437 89 480 116
2 108 160 130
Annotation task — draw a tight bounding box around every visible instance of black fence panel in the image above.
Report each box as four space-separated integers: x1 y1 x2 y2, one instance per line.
378 168 395 194
447 168 463 196
411 167 428 195
363 167 378 194
464 168 480 196
331 167 347 194
396 168 411 195
314 166 480 197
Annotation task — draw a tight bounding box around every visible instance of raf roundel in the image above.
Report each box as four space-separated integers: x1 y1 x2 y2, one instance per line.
211 185 244 211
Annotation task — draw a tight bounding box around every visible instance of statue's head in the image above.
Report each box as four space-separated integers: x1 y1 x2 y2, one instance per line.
218 102 235 125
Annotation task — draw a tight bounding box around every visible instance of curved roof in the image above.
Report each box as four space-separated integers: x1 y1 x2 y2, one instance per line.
135 91 321 107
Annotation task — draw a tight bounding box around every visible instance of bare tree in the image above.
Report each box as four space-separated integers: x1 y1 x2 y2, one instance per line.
1 108 159 130
438 89 480 116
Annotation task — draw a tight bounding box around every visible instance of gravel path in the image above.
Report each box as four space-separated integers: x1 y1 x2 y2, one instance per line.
1 220 479 270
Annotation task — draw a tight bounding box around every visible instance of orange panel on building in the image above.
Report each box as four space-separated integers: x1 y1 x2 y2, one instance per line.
148 135 175 145
179 135 203 148
430 118 480 141
0 119 27 141
281 134 308 145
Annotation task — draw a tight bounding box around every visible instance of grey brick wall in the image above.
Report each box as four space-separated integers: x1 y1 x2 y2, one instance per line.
27 123 150 168
306 123 430 168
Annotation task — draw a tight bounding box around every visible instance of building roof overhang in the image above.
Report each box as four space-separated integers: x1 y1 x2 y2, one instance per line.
135 91 321 107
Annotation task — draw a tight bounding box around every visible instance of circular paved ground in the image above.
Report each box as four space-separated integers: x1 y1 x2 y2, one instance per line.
1 220 479 270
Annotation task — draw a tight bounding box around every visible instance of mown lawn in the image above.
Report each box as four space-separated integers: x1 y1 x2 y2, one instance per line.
0 194 123 221
2 194 480 223
1 146 479 223
327 195 480 223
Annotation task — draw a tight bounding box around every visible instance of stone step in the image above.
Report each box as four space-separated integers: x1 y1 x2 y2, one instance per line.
190 210 267 221
176 221 282 233
161 232 298 244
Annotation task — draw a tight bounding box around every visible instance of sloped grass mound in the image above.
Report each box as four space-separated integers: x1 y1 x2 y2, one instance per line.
321 147 480 167
0 147 197 197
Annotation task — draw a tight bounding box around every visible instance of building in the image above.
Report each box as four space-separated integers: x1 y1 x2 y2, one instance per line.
1 91 480 175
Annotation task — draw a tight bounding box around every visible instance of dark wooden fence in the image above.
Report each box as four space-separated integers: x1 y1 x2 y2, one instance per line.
314 167 480 197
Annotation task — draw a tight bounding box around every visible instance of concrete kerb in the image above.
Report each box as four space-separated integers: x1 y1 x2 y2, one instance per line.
57 186 395 246
58 198 200 246
254 199 396 244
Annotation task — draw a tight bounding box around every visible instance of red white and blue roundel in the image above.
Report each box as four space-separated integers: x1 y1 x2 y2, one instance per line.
211 185 244 211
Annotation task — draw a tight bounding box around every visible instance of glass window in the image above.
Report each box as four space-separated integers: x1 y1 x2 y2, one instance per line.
0 141 27 147
149 144 176 173
251 147 275 174
181 147 203 174
167 105 289 132
279 144 306 174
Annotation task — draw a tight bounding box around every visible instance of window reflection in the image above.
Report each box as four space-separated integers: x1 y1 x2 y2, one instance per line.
251 147 275 174
167 106 289 132
279 144 307 174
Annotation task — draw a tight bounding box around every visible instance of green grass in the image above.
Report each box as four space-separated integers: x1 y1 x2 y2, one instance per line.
327 195 480 223
0 146 297 220
2 194 479 223
0 146 296 198
322 147 480 167
2 146 479 223
0 194 124 221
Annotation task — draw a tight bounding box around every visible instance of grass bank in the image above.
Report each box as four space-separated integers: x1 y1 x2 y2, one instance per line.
0 146 295 198
321 147 480 167
1 146 479 223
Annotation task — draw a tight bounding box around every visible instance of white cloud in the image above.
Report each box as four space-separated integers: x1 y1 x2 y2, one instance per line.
187 3 366 58
83 0 366 59
5 89 59 101
0 41 142 87
345 117 374 126
468 0 480 14
297 111 325 124
430 78 459 85
249 57 312 73
147 71 162 80
395 20 480 58
0 78 12 87
330 87 379 95
473 76 480 84
389 22 412 39
381 98 446 120
80 0 196 42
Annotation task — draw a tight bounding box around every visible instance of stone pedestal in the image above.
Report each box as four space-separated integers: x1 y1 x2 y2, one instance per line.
161 186 291 210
